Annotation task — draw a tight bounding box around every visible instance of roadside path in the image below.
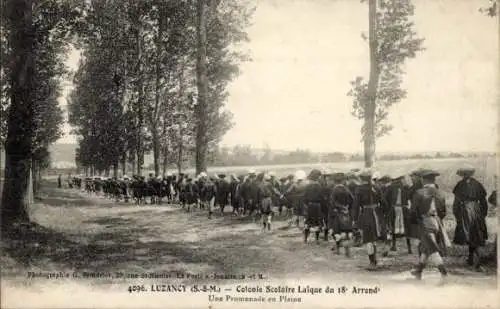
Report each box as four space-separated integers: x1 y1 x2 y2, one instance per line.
1 184 497 308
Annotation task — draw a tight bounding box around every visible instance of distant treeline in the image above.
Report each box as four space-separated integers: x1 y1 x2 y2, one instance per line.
203 146 489 167
147 146 492 170
38 145 493 176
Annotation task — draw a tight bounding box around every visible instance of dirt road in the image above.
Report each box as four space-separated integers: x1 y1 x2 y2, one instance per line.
1 183 497 308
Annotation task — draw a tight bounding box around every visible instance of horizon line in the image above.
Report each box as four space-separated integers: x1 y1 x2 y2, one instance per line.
50 142 495 155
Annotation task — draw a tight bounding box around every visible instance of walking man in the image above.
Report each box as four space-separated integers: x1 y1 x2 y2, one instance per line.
452 165 489 270
410 169 451 283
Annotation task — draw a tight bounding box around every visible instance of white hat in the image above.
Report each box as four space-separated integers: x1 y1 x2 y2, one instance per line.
372 171 381 180
156 175 162 180
166 171 172 177
198 172 208 178
264 174 272 181
295 170 306 180
268 171 276 177
248 169 256 175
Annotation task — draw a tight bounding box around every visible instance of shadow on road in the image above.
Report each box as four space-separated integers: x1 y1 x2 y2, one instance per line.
1 182 497 288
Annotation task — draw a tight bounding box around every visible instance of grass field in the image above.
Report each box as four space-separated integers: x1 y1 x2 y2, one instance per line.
0 157 498 309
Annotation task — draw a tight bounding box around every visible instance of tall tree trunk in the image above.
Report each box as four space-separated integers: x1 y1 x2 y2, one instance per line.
195 0 209 175
113 163 118 178
31 159 37 196
121 151 127 176
177 130 183 175
162 147 168 176
152 128 160 176
37 165 41 189
364 0 379 169
136 141 143 176
0 144 3 178
151 5 163 178
135 10 144 177
25 161 34 206
1 0 35 230
129 150 136 175
161 117 168 176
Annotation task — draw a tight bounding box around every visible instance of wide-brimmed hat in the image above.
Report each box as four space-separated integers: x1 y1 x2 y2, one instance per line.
308 169 322 181
391 175 405 182
457 165 475 177
378 174 392 183
420 169 440 179
218 174 226 178
410 168 427 177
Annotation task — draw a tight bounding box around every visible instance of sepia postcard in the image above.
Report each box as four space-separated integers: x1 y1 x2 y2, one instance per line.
0 0 498 308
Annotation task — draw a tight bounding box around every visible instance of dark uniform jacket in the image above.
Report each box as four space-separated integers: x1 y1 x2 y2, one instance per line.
200 180 217 202
410 184 448 255
411 184 446 222
452 177 488 246
352 182 387 242
328 184 354 231
302 180 327 227
216 178 231 206
352 183 382 222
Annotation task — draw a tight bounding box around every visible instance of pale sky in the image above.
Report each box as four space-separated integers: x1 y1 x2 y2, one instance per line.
58 0 498 153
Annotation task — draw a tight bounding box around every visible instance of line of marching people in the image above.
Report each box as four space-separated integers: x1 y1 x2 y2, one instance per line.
67 164 495 283
279 165 494 283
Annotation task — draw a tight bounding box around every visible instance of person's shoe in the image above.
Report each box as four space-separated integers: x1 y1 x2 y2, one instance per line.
410 263 425 280
367 254 378 270
410 269 422 280
437 274 448 287
304 229 310 243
